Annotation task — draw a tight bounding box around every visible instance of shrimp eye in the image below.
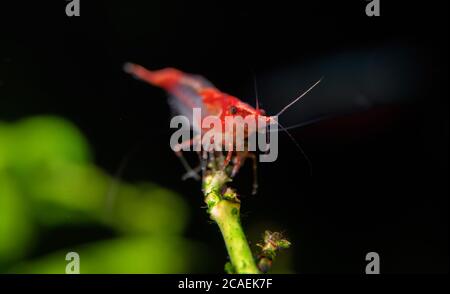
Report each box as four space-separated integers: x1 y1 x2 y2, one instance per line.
229 106 238 115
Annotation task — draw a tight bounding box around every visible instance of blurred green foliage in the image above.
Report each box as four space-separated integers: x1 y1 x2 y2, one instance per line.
11 236 200 274
0 116 203 273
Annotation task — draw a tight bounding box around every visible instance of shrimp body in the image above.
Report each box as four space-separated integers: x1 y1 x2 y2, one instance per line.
125 63 321 193
124 63 269 138
124 63 268 192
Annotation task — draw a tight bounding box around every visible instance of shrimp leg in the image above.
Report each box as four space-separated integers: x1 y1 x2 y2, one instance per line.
174 135 201 180
247 152 259 195
223 141 234 168
230 152 258 195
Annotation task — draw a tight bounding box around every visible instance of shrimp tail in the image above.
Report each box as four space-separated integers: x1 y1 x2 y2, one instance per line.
124 63 216 121
123 62 183 91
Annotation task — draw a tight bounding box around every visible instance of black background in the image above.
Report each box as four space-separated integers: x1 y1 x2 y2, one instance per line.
0 0 448 273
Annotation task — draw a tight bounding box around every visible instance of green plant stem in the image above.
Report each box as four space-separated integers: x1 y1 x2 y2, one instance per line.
211 200 260 274
203 170 260 274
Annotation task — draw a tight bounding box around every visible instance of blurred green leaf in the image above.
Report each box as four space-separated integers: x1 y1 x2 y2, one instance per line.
11 236 201 274
24 161 189 234
111 182 189 235
0 115 201 273
11 116 91 174
0 173 34 262
0 123 12 169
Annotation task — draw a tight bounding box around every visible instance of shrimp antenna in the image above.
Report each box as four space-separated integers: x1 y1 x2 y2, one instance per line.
267 115 332 133
106 144 140 216
270 118 313 175
276 77 323 117
253 74 260 110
